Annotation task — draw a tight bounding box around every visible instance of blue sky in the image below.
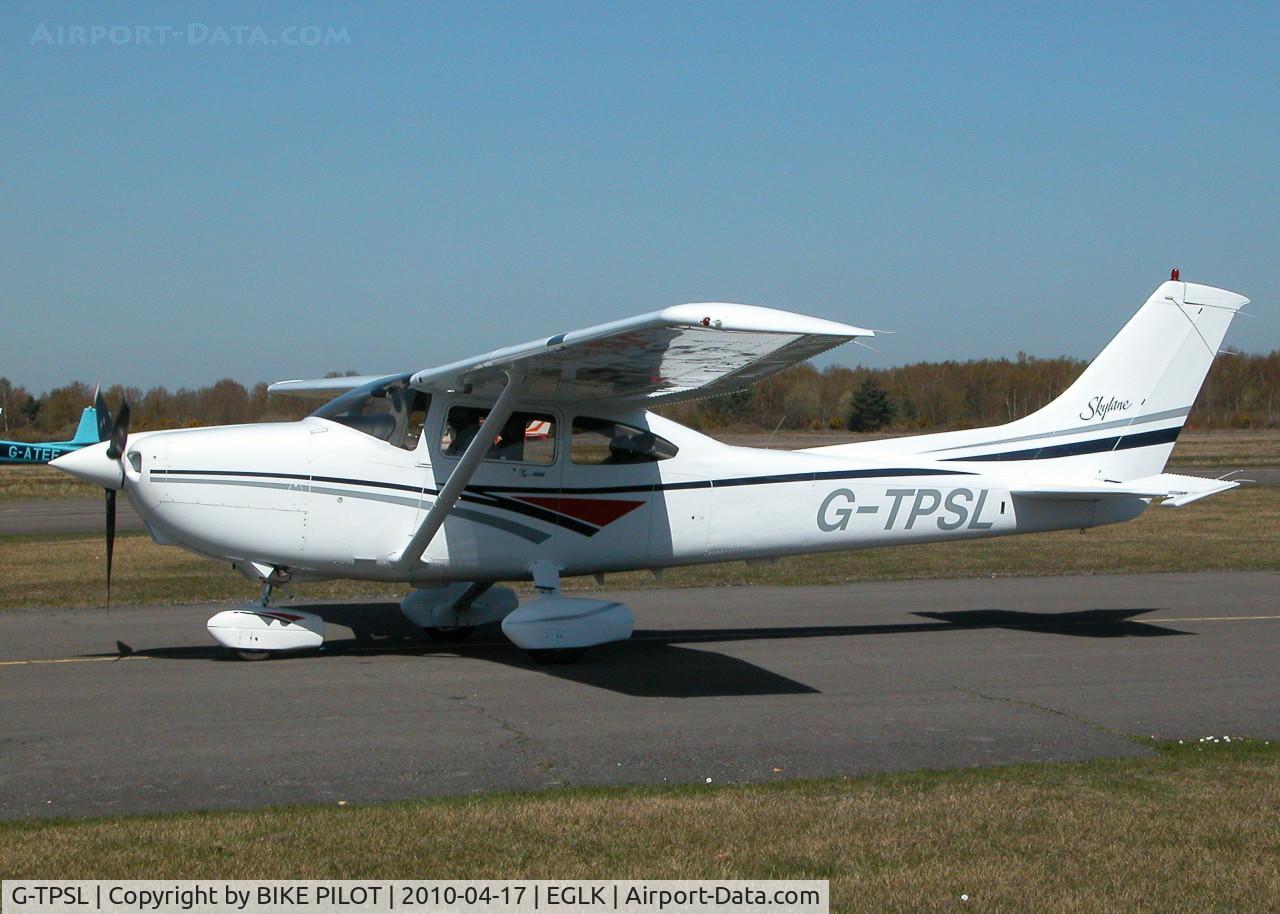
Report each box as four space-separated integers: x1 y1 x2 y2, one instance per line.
2 1 1277 393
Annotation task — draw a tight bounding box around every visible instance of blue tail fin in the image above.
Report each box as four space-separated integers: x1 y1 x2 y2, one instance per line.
70 406 102 444
70 387 112 444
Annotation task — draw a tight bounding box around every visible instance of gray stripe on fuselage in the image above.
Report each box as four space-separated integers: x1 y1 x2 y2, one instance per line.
151 476 302 495
450 506 551 543
148 475 550 543
309 483 419 509
924 406 1191 454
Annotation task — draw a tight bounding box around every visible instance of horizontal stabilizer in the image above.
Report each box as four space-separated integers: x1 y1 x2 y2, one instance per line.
1137 473 1240 508
1011 473 1238 507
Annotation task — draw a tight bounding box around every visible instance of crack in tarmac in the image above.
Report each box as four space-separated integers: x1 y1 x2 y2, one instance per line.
956 685 1149 746
448 693 569 787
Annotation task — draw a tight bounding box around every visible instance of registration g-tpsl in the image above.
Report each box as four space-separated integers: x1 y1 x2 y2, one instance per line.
53 274 1251 663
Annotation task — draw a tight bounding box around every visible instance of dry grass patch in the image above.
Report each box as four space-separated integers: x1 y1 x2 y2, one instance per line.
1166 429 1280 467
1 488 1277 610
1 742 1276 913
0 533 405 610
0 465 98 500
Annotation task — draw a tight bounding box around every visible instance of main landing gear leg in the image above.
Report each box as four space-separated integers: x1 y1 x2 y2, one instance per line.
232 580 278 660
500 561 634 665
208 568 324 662
401 581 520 642
525 564 586 665
423 582 491 642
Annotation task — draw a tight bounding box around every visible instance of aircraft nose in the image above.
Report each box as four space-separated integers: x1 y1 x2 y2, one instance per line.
51 441 124 490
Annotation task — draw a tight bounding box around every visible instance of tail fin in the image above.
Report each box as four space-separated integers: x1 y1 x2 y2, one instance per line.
810 278 1250 481
70 387 112 444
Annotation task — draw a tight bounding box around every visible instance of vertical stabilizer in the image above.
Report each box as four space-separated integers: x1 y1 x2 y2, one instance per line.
70 387 112 444
70 406 102 444
806 277 1250 481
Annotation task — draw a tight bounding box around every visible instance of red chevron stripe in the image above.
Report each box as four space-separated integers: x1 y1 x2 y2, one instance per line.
511 496 645 528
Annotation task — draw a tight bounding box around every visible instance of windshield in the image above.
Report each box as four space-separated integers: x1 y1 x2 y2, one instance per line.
312 375 430 450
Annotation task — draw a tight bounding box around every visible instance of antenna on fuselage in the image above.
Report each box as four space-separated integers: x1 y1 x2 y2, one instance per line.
764 411 786 451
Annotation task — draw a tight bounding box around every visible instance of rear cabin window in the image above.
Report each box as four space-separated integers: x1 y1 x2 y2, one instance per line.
313 378 430 452
570 417 678 465
441 407 557 465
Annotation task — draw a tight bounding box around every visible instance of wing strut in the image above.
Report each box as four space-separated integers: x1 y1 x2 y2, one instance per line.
394 369 526 571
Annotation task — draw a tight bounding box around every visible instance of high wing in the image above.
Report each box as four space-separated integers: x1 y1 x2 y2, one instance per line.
270 303 872 405
267 374 396 401
408 303 872 404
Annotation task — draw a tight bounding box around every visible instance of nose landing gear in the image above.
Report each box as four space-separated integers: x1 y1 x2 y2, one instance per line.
207 567 323 660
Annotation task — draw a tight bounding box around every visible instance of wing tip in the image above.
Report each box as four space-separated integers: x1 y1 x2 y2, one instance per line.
662 302 873 338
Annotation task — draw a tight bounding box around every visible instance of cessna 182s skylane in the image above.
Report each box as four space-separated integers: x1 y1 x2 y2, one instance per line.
54 275 1250 662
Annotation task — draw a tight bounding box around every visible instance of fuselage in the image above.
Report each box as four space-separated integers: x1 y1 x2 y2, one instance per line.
1 405 103 465
1 438 85 465
108 388 1146 584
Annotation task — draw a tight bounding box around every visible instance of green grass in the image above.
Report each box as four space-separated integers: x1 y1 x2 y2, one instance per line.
2 741 1276 913
2 486 1276 610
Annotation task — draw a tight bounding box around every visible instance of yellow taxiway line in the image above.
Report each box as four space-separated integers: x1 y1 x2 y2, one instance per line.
0 655 151 668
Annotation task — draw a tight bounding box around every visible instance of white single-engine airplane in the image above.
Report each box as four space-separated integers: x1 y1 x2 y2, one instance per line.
54 274 1250 662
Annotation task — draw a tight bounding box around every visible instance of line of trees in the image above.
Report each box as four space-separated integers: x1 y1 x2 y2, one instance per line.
0 378 314 441
1 349 1276 442
660 348 1280 432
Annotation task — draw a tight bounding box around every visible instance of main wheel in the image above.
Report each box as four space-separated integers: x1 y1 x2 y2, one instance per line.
528 647 587 665
423 626 475 643
233 649 272 661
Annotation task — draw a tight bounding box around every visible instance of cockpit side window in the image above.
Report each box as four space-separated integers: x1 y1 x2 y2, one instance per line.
312 377 430 451
571 417 678 465
441 407 557 465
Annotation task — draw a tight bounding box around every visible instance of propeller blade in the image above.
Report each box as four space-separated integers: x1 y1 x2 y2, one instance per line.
106 401 130 461
105 487 116 609
103 398 129 609
93 386 112 443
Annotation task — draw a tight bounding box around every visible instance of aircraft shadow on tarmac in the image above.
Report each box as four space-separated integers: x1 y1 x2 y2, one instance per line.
91 603 1191 699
